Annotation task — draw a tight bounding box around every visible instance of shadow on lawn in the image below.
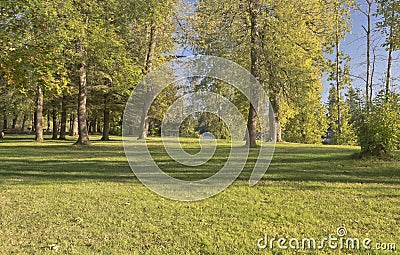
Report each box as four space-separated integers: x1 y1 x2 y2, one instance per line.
0 139 399 185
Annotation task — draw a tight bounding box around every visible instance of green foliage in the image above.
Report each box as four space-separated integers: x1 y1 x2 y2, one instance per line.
376 0 400 50
195 113 230 139
180 115 199 138
1 0 180 139
283 84 328 144
327 87 357 145
189 0 355 143
354 92 400 157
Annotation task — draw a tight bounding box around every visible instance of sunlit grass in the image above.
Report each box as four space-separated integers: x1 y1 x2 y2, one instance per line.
0 135 399 254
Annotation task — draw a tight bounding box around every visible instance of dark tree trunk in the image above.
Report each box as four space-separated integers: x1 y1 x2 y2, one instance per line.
75 59 90 145
246 0 261 148
21 113 27 132
47 109 51 132
88 120 92 134
247 105 257 147
370 50 376 100
59 96 67 140
97 120 102 133
12 115 17 129
52 107 58 139
268 102 276 142
35 85 44 142
101 109 110 141
33 112 36 132
69 114 73 136
138 23 157 140
385 47 393 95
3 107 7 129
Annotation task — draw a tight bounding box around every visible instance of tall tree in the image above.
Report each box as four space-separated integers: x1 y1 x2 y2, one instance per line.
327 0 354 143
376 0 400 95
358 0 375 103
247 0 261 147
127 0 178 140
138 22 157 140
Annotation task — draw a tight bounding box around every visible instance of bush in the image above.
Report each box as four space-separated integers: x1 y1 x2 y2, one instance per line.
354 92 400 157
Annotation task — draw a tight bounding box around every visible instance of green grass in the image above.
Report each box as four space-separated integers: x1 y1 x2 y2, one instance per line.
0 135 399 254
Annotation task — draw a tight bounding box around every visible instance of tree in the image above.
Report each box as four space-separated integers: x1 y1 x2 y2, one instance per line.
52 0 145 144
189 0 355 144
3 0 68 142
126 0 178 140
247 0 262 147
327 86 357 145
376 0 400 95
358 0 375 103
58 97 67 140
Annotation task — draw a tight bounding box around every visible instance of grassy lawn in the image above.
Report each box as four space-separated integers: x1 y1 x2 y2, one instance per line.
0 135 399 254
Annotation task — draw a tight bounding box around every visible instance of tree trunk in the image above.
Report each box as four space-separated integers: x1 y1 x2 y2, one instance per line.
12 115 17 129
247 0 261 148
59 96 67 140
385 46 393 95
88 119 92 134
364 0 372 104
69 114 73 136
97 119 102 133
275 116 282 142
33 112 36 132
270 93 282 142
101 109 110 141
247 105 257 147
335 34 342 137
35 85 44 142
370 50 376 100
138 23 157 140
138 106 150 140
3 107 7 129
72 114 78 136
268 102 276 142
385 3 395 96
91 119 97 135
75 59 90 145
52 107 58 139
21 113 27 132
47 109 51 132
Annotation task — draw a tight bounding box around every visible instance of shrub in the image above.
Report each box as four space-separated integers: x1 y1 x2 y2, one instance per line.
353 92 400 157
